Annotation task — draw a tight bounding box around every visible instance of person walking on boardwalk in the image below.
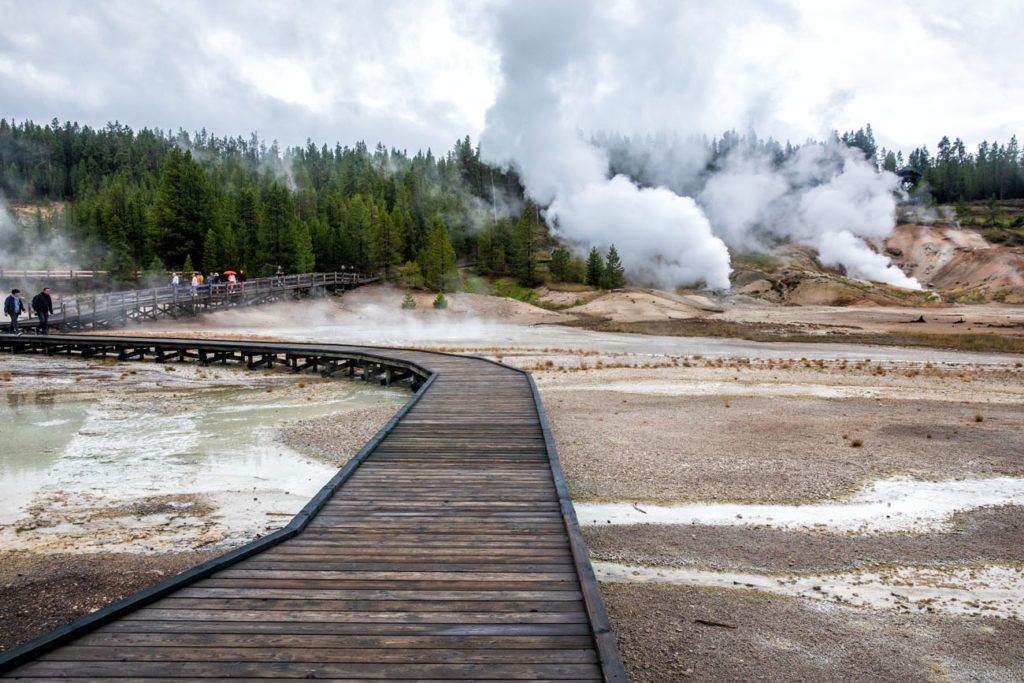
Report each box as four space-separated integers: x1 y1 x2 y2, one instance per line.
274 264 284 286
190 273 199 296
3 289 26 335
31 287 53 335
171 272 180 292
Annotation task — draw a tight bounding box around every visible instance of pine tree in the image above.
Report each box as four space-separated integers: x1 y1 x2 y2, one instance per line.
236 185 260 268
258 183 294 275
602 244 625 289
291 220 316 273
549 246 570 282
419 219 456 291
390 186 418 261
566 258 586 284
182 253 194 275
150 148 212 269
371 201 404 277
585 247 604 288
512 202 541 286
220 223 240 268
399 261 424 289
203 227 218 272
345 194 372 273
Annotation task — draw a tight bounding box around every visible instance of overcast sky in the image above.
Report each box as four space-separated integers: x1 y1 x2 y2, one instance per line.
1 0 1021 155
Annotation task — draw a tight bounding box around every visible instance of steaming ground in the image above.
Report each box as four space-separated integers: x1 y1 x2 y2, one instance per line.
129 287 1024 681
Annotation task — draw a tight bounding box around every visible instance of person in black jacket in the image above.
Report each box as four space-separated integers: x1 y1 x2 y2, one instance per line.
3 289 25 334
31 287 54 335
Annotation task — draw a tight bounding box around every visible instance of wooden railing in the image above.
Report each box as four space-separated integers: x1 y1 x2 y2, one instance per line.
13 272 376 329
0 269 115 280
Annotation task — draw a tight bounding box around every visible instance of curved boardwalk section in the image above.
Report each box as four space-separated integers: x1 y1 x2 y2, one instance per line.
0 335 624 681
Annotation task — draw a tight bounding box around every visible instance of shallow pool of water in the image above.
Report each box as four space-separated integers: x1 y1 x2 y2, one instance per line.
0 356 406 552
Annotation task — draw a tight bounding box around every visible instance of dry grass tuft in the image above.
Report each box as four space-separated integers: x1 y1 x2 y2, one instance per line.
850 439 864 448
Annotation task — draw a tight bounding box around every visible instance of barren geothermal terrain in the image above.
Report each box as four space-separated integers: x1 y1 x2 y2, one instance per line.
3 285 1024 681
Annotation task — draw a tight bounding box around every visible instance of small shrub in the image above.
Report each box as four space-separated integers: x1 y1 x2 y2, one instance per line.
850 439 863 448
974 414 984 423
432 292 448 309
401 291 417 310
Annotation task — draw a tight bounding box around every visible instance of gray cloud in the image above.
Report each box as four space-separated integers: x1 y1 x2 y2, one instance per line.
0 0 497 151
1 1 1021 152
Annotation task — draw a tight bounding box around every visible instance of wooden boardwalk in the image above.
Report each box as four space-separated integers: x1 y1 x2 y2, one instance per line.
10 272 376 333
0 335 624 681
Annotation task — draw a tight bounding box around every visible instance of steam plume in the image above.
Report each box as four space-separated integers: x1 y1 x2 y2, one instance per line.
480 0 918 291
0 194 79 271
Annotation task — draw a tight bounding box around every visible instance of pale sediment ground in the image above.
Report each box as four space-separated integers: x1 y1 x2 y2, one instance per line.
535 361 1024 504
575 477 1024 533
603 583 1024 683
717 301 1024 338
277 404 402 466
583 506 1024 574
596 561 1024 620
529 349 1024 680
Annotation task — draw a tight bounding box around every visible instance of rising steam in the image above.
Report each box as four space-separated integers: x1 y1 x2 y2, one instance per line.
0 194 79 271
480 0 919 291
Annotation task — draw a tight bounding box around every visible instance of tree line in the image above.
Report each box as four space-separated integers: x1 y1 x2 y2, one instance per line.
5 117 1019 292
834 124 1024 204
0 119 553 290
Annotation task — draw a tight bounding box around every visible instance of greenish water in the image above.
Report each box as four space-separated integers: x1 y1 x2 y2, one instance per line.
0 356 405 551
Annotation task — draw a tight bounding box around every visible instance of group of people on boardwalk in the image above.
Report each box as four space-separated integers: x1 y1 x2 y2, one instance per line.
3 287 54 335
171 270 243 296
5 264 289 335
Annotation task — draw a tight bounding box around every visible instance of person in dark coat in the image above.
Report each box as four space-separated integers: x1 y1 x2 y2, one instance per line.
31 287 54 335
3 289 25 334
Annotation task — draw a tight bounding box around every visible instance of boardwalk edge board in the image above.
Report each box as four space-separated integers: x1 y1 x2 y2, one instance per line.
526 373 627 682
0 334 625 681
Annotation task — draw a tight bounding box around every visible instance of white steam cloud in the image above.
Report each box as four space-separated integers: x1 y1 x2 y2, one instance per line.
0 194 79 271
480 0 919 291
699 143 921 289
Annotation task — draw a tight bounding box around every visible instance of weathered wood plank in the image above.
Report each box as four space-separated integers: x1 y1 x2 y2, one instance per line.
0 336 623 682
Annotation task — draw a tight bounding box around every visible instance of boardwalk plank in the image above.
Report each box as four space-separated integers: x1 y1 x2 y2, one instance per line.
0 335 623 681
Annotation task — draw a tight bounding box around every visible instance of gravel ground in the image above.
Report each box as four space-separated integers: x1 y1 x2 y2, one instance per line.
0 550 218 653
547 391 1024 503
277 404 401 466
603 582 1024 682
584 505 1024 573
